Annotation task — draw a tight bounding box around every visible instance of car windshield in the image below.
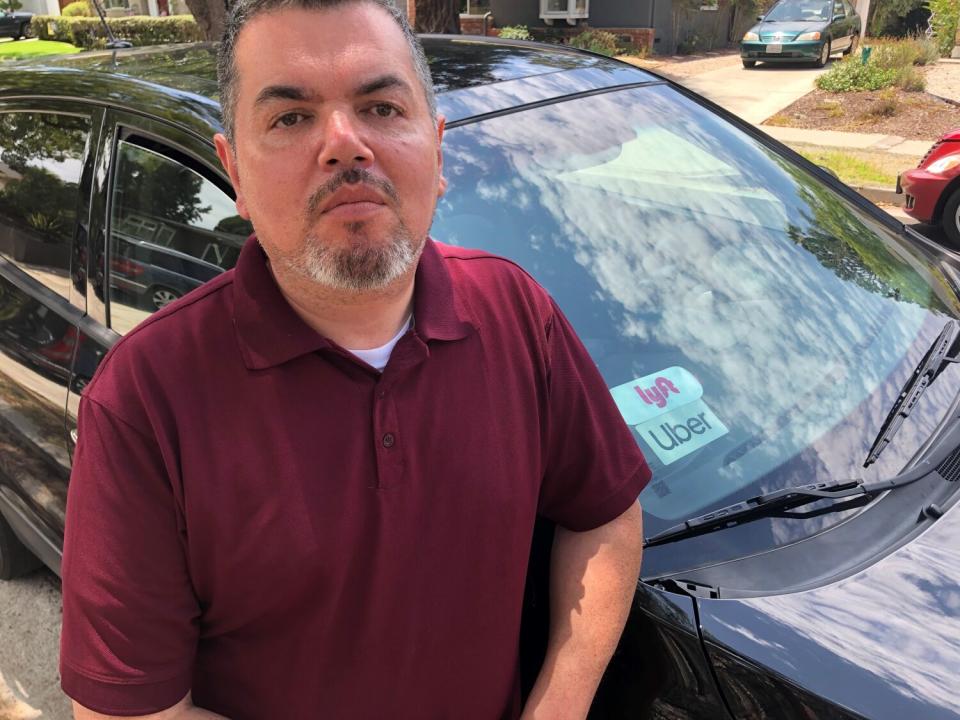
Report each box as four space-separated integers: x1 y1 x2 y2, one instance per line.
764 0 832 21
433 83 960 576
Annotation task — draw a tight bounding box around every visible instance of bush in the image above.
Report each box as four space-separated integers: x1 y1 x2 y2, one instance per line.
816 58 898 92
497 25 530 40
870 35 941 68
568 29 620 57
61 1 90 16
894 65 926 91
929 0 959 57
865 90 899 117
31 15 202 50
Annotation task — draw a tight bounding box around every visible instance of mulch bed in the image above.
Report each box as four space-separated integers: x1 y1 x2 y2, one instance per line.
763 86 960 140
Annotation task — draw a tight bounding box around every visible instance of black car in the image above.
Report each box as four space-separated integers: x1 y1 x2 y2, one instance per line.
2 39 960 719
0 9 33 40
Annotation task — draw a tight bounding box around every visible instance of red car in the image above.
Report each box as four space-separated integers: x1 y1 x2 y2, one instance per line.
898 128 960 244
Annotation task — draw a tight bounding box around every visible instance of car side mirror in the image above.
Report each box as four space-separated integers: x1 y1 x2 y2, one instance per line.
834 14 844 21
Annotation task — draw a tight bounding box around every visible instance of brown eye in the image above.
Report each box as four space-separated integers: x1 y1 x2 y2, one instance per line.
276 112 304 128
373 104 397 118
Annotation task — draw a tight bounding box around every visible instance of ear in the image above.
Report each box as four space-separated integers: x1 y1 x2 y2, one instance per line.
435 115 447 197
214 132 251 219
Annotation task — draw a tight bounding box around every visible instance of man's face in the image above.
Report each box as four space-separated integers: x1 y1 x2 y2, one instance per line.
214 3 446 291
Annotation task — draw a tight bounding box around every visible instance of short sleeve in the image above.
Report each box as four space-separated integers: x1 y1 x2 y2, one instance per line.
60 396 198 716
538 301 651 531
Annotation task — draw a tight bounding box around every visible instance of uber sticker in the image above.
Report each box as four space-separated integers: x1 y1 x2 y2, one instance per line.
635 398 728 466
610 367 703 425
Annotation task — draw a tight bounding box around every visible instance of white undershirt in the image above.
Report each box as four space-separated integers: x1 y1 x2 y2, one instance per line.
345 315 413 372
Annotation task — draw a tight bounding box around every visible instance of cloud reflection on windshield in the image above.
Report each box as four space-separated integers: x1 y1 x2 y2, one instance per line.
437 84 960 548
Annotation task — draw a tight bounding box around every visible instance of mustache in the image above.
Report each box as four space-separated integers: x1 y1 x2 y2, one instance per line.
306 168 400 218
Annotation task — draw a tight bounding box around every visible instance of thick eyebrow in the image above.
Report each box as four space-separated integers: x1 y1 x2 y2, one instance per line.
252 75 412 110
355 74 412 98
253 85 311 108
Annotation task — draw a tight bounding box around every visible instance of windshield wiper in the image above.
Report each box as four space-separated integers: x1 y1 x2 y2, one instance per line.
644 476 911 548
863 320 960 468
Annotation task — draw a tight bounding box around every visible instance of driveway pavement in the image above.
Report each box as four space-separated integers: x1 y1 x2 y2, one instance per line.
655 54 835 124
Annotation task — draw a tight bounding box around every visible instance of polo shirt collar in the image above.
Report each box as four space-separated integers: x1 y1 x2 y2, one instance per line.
233 236 474 370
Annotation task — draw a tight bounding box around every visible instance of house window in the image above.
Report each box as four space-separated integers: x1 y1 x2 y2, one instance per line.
540 0 589 25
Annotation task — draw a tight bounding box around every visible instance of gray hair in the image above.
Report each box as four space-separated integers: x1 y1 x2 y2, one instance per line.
217 0 437 142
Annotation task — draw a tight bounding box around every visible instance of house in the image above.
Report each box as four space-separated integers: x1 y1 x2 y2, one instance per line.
480 0 748 54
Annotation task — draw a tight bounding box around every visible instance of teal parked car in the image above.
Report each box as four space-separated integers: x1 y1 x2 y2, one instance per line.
740 0 862 68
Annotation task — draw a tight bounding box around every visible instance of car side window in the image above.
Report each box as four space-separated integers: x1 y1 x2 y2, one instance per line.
0 112 90 301
842 0 855 17
833 0 845 17
108 139 252 335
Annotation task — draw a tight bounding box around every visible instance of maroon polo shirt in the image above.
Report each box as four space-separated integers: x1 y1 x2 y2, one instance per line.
60 237 650 719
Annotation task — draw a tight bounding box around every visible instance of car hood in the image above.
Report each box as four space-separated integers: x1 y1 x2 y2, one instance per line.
755 20 827 35
698 495 960 718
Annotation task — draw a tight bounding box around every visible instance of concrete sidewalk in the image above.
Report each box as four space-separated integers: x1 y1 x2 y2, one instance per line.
760 125 935 156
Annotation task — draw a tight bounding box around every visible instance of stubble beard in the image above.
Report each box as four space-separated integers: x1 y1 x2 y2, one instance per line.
287 218 425 292
273 168 427 292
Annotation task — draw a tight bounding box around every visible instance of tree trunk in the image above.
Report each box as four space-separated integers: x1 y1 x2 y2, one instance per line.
184 0 230 41
415 0 461 34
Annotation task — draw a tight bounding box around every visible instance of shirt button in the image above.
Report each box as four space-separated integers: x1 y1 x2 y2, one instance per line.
382 433 396 448
378 389 387 398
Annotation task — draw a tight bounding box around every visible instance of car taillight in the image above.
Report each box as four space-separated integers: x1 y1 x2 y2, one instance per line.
111 257 144 276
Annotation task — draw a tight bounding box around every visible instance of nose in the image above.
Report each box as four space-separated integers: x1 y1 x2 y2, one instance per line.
317 110 373 169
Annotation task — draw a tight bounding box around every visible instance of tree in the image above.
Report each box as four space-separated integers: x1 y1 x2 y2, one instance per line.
867 0 927 36
184 0 229 41
415 0 460 33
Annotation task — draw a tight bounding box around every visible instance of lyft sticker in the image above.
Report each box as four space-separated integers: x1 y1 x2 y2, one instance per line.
635 398 728 466
610 367 703 425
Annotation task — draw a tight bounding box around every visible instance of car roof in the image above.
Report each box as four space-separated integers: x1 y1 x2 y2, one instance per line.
0 37 659 137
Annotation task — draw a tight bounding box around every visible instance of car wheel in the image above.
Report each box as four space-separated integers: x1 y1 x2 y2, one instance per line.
943 188 960 246
815 39 832 67
17 22 33 40
150 286 181 310
742 59 756 68
0 514 41 581
844 33 859 56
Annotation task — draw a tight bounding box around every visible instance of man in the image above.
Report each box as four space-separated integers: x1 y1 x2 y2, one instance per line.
59 1 650 718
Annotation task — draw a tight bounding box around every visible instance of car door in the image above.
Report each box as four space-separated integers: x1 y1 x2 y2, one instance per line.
0 12 16 37
0 101 100 573
841 0 860 39
66 109 252 472
830 0 850 50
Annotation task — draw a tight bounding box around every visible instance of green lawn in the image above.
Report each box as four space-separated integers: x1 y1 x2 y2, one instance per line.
0 38 80 60
788 143 918 189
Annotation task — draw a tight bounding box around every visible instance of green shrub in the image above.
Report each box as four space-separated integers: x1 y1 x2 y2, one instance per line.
894 65 926 91
497 25 530 40
568 29 620 57
61 0 90 16
929 0 959 57
31 15 202 50
816 57 898 92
